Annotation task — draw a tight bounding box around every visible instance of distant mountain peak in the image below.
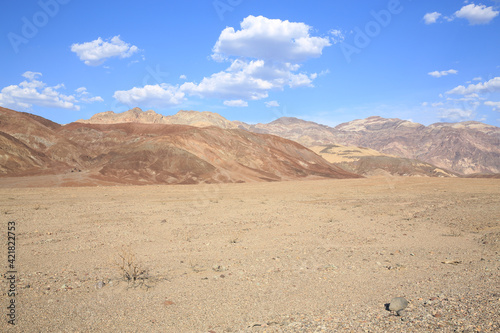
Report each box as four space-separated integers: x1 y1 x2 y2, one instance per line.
335 116 423 132
76 108 238 129
270 116 302 124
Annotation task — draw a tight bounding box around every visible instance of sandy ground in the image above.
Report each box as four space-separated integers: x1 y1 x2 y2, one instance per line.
1 176 499 332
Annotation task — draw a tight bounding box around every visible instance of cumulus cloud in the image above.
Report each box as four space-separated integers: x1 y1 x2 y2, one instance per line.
75 87 104 103
446 77 500 95
212 15 331 62
113 84 185 108
454 3 499 25
0 72 102 111
71 35 139 66
428 69 458 78
423 12 442 24
485 101 500 111
223 99 248 107
265 100 280 107
113 16 327 108
424 79 488 121
179 59 316 101
438 108 475 121
179 75 187 80
22 71 42 80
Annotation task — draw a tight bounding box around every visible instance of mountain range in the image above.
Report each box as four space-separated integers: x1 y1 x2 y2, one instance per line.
0 107 359 186
239 116 500 176
80 108 500 176
1 106 499 186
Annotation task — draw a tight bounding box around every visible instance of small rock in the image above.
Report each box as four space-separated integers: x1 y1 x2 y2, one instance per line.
388 297 409 316
212 265 227 272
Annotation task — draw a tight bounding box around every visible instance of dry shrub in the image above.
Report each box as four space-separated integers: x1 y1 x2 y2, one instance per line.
116 248 149 284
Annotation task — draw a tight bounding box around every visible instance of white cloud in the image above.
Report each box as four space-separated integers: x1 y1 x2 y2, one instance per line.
472 76 482 81
75 87 104 103
113 84 185 108
426 81 484 121
423 12 442 24
447 93 481 102
71 35 139 66
179 75 187 80
454 4 499 25
265 100 280 107
447 77 500 95
223 99 248 107
438 108 475 121
485 101 500 110
329 29 345 44
180 59 316 101
212 15 331 62
428 69 458 78
22 71 42 81
0 72 101 111
113 15 326 108
318 69 330 76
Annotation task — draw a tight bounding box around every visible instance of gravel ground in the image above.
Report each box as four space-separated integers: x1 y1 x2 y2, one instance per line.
1 177 499 332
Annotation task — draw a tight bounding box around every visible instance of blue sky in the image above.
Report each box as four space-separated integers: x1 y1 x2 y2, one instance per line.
1 0 500 126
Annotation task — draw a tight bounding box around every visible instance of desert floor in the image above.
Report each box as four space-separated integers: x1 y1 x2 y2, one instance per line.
1 176 499 332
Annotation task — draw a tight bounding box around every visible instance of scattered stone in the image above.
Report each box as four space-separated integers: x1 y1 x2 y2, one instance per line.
212 265 227 272
388 297 409 316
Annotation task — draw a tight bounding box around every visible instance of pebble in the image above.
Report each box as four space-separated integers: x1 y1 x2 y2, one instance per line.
212 265 227 272
388 297 409 315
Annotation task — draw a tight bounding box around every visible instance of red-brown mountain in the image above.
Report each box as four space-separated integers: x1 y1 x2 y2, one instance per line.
0 107 359 185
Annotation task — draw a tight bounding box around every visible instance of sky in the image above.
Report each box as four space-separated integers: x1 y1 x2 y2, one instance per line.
1 0 500 127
